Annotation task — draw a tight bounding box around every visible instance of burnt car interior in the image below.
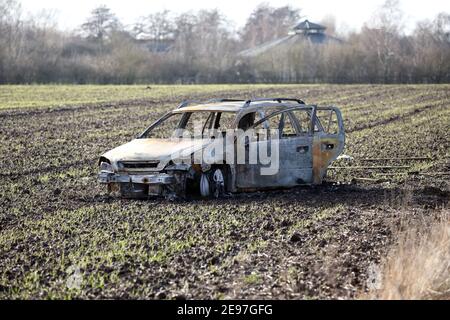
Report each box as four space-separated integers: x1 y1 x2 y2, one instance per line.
250 108 314 139
141 111 238 139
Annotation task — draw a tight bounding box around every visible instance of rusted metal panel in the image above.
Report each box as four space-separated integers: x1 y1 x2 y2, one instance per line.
236 136 313 188
313 135 344 184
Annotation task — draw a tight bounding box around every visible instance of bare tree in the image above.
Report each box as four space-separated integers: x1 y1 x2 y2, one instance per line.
240 4 301 48
0 0 23 83
169 10 237 82
81 5 120 45
171 12 197 70
320 15 337 36
362 0 405 82
413 13 450 82
133 10 174 40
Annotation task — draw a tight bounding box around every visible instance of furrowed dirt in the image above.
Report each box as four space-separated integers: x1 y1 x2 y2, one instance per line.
0 85 448 299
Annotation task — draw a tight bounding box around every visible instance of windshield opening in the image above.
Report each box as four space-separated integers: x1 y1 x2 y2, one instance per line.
141 111 236 139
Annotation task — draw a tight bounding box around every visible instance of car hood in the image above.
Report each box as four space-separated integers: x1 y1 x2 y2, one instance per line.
102 138 210 164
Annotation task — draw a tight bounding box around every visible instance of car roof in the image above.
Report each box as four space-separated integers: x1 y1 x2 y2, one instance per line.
173 101 245 113
172 100 312 114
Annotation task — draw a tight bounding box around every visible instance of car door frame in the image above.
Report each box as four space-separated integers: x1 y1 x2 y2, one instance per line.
311 106 345 184
233 105 317 190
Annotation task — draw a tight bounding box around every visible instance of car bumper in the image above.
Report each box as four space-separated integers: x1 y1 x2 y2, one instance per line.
98 171 176 185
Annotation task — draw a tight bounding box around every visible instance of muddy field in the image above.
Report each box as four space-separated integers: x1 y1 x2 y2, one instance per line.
0 84 449 299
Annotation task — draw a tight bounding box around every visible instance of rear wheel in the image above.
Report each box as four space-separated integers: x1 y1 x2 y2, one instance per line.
199 166 229 198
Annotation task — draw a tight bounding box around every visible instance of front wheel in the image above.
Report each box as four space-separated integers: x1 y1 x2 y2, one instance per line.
212 168 225 198
200 167 228 198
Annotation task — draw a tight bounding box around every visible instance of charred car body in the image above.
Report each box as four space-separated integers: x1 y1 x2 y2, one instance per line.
98 98 345 199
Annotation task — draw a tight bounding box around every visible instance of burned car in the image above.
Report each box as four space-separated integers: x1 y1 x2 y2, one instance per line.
98 98 345 199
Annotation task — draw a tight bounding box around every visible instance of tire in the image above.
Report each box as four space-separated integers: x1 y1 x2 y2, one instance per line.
199 166 228 198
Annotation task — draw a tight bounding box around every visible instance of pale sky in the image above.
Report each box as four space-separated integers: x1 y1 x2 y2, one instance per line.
19 0 449 34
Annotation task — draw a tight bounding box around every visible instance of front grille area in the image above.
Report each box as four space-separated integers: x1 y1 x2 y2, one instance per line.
120 161 160 170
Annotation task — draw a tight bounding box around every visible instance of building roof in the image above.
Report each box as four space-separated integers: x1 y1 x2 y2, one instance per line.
238 33 342 58
238 19 342 57
293 20 326 31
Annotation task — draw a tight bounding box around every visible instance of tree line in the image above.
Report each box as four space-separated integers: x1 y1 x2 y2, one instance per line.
0 0 448 84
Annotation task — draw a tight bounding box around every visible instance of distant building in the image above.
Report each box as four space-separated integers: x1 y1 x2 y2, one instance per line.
136 38 174 54
135 32 175 53
137 39 174 53
239 19 342 58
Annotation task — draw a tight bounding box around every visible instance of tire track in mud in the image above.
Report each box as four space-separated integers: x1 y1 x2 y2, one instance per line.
347 101 449 133
319 85 414 108
0 85 369 119
0 87 288 118
341 89 449 115
339 86 448 112
0 98 162 119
